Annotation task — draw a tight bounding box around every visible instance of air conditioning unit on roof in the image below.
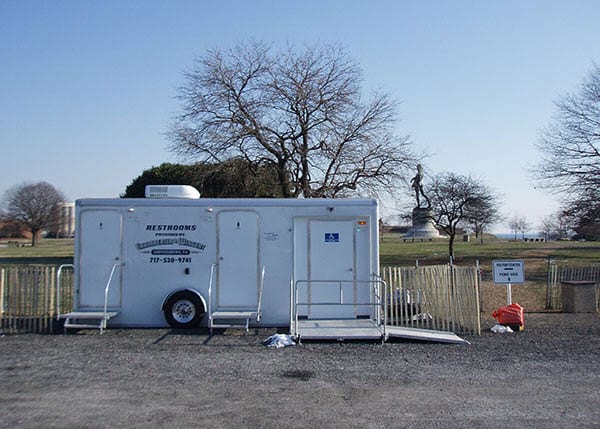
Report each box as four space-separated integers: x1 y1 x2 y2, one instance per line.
144 185 200 199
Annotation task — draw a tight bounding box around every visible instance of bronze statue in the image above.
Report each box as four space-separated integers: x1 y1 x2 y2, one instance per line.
410 164 430 208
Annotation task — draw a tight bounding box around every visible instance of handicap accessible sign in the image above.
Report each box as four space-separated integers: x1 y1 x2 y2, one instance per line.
324 232 340 243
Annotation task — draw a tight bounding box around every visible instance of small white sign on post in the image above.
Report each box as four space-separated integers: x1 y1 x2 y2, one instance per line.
492 260 525 305
492 260 525 284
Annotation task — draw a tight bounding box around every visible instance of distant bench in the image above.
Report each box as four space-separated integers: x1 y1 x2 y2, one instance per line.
6 241 31 247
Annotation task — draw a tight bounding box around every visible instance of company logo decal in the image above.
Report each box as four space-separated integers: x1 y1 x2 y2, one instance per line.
136 237 206 251
139 223 205 263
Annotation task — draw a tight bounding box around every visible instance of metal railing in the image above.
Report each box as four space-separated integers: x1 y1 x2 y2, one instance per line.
257 265 265 322
56 262 120 332
291 276 386 337
101 263 121 330
207 263 217 320
55 264 74 321
546 261 600 310
208 263 265 325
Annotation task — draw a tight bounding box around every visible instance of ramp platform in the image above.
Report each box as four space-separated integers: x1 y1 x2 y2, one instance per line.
294 319 383 341
293 319 469 344
385 325 469 344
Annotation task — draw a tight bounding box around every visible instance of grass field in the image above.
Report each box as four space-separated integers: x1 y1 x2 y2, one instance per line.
3 235 600 274
381 234 600 274
0 238 74 258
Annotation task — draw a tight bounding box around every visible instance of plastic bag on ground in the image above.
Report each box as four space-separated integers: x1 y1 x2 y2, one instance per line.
263 334 296 348
491 324 514 333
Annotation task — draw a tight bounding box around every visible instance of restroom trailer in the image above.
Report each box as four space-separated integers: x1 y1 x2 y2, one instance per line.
61 186 381 334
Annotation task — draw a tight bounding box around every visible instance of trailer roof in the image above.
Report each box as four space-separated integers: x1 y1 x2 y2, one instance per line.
76 197 378 208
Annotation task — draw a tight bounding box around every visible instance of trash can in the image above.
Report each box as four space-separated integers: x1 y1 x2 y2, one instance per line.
561 281 597 313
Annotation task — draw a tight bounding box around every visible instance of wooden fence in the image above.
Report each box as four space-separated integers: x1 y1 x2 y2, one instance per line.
381 264 481 335
0 265 73 334
546 262 600 310
2 264 480 335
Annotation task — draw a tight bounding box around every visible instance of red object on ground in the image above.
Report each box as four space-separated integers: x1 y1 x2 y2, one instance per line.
492 303 525 326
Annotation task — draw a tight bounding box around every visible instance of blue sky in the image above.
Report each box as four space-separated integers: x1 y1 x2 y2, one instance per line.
1 1 599 233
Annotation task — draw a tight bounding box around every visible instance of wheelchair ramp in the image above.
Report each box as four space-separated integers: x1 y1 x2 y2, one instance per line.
294 319 383 341
385 325 469 344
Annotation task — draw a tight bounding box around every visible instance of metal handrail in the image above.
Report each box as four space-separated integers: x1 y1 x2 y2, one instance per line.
56 264 74 320
292 277 387 336
289 278 295 334
256 266 266 322
207 263 217 323
102 263 121 331
371 273 387 338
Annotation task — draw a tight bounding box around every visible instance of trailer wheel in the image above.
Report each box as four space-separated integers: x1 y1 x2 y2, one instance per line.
163 291 205 329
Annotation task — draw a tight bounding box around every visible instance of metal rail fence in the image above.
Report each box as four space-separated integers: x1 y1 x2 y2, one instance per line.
546 261 600 310
381 264 481 335
0 265 74 334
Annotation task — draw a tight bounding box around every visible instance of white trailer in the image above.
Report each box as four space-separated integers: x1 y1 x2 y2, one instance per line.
60 186 384 339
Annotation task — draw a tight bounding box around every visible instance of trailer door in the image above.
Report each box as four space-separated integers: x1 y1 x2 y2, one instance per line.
307 219 356 319
217 211 259 308
78 209 122 309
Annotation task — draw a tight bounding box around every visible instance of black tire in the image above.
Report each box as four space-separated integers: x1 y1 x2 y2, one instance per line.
163 290 205 329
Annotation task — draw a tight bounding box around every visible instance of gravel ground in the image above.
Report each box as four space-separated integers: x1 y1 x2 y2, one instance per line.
1 312 600 428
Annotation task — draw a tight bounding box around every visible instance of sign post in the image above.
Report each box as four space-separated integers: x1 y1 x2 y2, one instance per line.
492 260 525 304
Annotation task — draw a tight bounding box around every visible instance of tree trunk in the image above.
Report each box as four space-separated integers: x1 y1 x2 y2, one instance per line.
448 233 455 261
276 162 291 198
31 229 39 247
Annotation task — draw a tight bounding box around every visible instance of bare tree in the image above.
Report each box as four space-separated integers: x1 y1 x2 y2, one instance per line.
2 182 66 246
426 172 500 260
169 41 418 198
508 215 531 240
561 187 600 240
465 191 502 243
539 212 571 241
534 64 600 199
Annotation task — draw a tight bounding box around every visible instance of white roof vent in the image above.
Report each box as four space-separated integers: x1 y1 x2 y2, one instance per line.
144 185 200 199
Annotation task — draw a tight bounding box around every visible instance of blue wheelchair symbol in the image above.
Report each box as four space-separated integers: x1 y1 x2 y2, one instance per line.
324 233 339 243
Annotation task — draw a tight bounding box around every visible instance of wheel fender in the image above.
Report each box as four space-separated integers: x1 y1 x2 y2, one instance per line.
161 288 207 314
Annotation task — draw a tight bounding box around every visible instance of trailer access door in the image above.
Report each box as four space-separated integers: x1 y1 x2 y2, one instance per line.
295 218 371 319
78 209 122 309
216 211 260 309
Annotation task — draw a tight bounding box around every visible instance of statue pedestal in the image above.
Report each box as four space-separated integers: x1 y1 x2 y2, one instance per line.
404 208 443 240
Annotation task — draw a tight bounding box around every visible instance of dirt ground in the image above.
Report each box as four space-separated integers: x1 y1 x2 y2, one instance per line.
1 312 600 428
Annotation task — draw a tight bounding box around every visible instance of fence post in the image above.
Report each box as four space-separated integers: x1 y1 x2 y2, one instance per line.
0 268 4 334
0 268 4 316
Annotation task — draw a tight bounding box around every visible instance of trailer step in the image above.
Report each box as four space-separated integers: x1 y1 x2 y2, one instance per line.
59 311 119 334
209 310 259 333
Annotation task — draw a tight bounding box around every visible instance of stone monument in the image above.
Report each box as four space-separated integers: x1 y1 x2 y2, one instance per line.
404 165 443 240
